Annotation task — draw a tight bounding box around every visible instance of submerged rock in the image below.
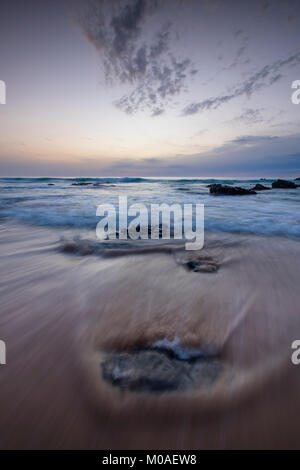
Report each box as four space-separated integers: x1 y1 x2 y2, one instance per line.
272 179 297 189
209 184 256 195
253 183 271 191
71 182 93 186
101 348 222 393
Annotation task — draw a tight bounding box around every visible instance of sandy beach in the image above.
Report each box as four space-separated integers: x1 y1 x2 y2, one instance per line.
0 221 299 449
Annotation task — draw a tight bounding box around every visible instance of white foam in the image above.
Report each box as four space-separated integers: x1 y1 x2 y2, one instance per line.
151 336 215 360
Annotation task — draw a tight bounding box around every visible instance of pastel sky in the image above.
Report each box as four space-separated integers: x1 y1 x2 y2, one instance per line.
0 0 300 176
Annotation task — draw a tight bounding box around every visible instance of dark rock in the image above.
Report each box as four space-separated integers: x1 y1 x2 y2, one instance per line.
101 348 222 393
253 183 271 191
71 182 93 186
48 183 55 186
186 259 219 273
209 183 256 195
272 179 297 189
295 177 300 181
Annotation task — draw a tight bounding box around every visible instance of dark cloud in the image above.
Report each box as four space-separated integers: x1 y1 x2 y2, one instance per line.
182 51 300 115
77 0 195 115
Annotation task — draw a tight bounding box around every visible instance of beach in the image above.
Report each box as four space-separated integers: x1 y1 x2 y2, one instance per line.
1 0 300 453
0 179 299 449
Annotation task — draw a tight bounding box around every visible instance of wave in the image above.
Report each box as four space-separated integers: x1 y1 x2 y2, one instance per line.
0 177 279 185
0 176 151 184
0 177 299 238
151 337 218 360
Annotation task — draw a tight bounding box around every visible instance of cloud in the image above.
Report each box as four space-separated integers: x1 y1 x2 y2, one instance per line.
97 132 300 176
229 134 278 145
228 108 265 126
151 106 165 116
77 0 195 115
221 44 248 72
182 51 300 116
2 133 300 177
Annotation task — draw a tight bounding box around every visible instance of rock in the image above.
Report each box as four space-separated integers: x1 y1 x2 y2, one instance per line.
176 253 219 273
295 177 300 181
48 183 55 186
209 183 256 195
71 182 93 186
101 348 222 393
185 259 219 273
271 179 297 189
253 183 271 191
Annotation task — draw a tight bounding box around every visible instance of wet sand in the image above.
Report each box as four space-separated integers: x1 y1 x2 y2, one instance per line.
0 222 300 449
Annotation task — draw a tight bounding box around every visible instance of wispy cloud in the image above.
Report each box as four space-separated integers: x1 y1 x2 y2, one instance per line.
229 134 278 145
228 108 265 126
182 51 300 116
77 0 195 115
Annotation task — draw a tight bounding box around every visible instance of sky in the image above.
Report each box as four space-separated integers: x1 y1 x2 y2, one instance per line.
0 0 300 177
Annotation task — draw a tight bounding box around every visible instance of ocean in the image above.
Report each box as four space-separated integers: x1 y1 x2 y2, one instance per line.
0 177 299 238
